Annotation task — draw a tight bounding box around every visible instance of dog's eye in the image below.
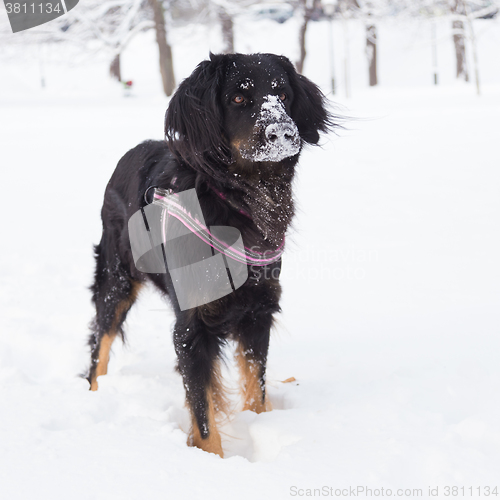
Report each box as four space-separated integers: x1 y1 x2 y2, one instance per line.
233 95 245 104
279 93 287 101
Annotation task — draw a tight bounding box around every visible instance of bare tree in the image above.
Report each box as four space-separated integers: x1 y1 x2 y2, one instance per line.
365 16 377 86
214 0 235 54
69 0 154 82
450 0 469 81
296 0 322 74
0 0 178 93
211 0 262 55
448 0 499 94
398 0 498 92
337 0 361 97
356 0 384 87
149 0 176 95
110 53 122 81
0 0 154 68
219 7 234 53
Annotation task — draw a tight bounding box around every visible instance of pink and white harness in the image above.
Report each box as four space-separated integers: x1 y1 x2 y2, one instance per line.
152 187 284 267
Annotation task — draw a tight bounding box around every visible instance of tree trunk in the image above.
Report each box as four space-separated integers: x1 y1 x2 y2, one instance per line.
219 7 234 54
297 19 308 74
453 20 468 81
341 2 351 98
451 0 469 81
464 5 481 95
366 24 377 86
297 0 320 73
431 21 438 85
149 0 176 96
109 53 121 82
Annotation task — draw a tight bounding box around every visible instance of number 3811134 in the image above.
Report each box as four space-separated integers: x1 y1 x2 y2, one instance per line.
5 3 62 14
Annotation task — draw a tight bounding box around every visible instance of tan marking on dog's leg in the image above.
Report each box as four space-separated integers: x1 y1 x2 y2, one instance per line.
189 360 227 457
90 332 117 391
190 387 224 458
211 359 230 417
236 344 271 414
90 281 143 391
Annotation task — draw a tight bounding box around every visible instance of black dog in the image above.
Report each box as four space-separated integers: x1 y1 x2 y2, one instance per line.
87 53 334 457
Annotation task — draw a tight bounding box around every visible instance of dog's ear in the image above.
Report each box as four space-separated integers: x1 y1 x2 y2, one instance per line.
292 74 331 144
165 53 231 168
278 56 333 145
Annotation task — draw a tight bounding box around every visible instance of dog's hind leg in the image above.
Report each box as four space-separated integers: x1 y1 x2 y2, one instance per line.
87 238 142 391
173 317 227 457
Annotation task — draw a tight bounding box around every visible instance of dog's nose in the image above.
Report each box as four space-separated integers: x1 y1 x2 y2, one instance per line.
265 123 298 143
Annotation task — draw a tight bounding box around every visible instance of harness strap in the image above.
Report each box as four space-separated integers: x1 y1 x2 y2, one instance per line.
151 189 284 267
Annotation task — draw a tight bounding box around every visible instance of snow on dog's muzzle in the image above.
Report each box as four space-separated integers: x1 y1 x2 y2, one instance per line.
241 95 300 162
265 122 300 149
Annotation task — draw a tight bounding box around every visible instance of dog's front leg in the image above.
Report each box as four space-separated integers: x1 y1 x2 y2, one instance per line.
236 309 274 414
173 319 226 457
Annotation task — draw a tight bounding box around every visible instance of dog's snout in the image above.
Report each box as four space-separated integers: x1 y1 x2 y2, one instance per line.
265 123 298 144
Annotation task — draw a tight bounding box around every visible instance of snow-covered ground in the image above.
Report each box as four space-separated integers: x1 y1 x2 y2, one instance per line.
1 10 500 499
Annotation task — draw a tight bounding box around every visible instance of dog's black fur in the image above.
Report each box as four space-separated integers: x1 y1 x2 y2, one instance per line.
87 53 334 456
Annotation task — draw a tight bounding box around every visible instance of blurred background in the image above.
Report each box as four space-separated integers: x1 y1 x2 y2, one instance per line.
1 0 499 99
1 1 500 496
